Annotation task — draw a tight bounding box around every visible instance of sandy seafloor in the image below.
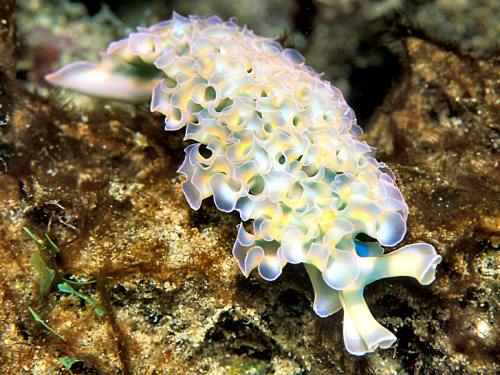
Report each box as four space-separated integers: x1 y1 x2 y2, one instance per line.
0 0 499 374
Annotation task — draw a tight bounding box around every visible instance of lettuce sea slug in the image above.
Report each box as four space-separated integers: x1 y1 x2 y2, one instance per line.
45 13 442 356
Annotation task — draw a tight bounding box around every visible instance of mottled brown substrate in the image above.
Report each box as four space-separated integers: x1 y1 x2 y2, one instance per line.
363 35 500 374
1 1 499 375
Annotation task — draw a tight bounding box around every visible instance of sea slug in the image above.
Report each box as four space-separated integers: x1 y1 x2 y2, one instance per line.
45 12 442 356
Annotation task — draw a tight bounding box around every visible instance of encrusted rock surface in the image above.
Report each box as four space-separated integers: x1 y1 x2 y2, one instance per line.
0 0 498 374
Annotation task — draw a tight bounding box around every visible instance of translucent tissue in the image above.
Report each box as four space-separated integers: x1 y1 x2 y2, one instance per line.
45 12 442 356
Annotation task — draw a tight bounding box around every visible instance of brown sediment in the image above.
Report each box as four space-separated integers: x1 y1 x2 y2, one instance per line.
0 1 498 374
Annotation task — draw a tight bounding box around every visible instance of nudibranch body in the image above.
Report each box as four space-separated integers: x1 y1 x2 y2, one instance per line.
46 13 442 356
